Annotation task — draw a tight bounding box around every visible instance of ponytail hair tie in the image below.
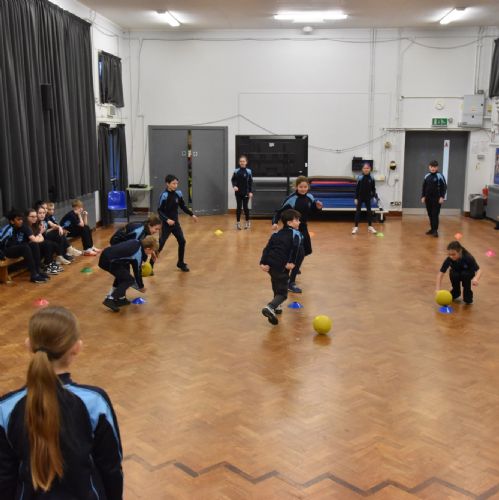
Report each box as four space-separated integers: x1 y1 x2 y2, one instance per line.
34 347 52 357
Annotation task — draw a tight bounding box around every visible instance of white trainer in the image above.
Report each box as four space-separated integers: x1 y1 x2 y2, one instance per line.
67 246 82 257
56 255 71 265
368 226 377 234
351 227 359 234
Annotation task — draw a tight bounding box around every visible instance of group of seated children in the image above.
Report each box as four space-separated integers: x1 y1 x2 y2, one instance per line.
0 200 97 284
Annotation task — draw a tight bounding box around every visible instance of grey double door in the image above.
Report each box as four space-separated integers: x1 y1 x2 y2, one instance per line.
149 126 228 216
402 131 469 214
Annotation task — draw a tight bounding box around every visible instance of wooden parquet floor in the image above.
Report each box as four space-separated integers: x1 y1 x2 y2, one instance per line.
1 214 498 499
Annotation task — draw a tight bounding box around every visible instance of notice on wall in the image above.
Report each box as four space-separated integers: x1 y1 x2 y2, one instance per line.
495 148 499 185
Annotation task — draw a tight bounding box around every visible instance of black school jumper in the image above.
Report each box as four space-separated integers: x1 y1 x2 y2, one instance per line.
231 167 253 222
0 372 123 500
60 211 94 250
98 240 145 300
272 191 321 283
354 173 377 227
260 226 303 309
157 189 193 265
422 172 447 232
440 251 479 304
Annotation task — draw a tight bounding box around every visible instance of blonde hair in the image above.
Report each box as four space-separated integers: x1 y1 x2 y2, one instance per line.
71 200 83 208
142 235 159 252
25 307 80 491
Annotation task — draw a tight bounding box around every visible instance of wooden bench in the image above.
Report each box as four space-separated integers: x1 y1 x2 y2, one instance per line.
0 257 25 284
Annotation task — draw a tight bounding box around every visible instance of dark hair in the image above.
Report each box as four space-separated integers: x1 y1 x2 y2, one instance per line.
429 160 439 167
165 174 179 184
34 200 47 211
7 209 24 221
26 306 80 491
363 162 373 170
447 240 468 255
145 214 161 227
238 155 248 162
295 176 309 187
281 209 301 225
25 208 36 217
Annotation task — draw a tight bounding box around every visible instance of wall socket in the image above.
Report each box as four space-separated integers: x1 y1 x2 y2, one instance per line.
390 201 402 206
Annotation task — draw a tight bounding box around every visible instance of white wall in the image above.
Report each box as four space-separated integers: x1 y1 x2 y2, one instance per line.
42 5 499 213
124 26 499 211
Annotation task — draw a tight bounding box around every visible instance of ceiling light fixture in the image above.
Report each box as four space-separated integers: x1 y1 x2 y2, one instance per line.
274 11 348 23
439 7 467 25
156 10 181 27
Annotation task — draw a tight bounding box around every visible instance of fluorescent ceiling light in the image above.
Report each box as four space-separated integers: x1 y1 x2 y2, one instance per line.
156 10 180 27
439 7 467 25
274 11 348 23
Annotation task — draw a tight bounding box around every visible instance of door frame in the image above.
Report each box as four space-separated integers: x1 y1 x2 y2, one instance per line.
148 125 229 215
402 129 470 216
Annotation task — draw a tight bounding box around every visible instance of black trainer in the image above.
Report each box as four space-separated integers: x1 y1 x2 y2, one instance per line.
30 275 47 284
433 231 439 237
103 298 120 312
425 229 433 235
177 262 190 272
262 306 278 325
275 307 283 315
116 297 131 306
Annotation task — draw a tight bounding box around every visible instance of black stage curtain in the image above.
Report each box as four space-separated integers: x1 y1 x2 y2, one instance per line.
490 39 499 98
98 123 112 226
110 125 129 191
99 51 124 107
0 0 98 213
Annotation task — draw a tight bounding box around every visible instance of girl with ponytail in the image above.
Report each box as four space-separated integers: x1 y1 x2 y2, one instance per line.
0 306 123 499
436 241 482 305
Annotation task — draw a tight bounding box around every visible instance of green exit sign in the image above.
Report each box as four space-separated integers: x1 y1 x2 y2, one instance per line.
432 118 448 127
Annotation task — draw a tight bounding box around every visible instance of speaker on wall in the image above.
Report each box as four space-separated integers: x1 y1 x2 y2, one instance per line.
41 83 53 110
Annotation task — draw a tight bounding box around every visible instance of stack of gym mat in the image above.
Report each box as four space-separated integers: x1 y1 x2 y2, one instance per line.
309 176 378 210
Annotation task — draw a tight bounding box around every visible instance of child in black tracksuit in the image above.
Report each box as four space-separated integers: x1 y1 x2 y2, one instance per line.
352 163 377 234
422 160 447 237
231 155 253 229
0 306 123 500
60 200 100 255
436 241 481 305
0 209 48 283
260 209 303 325
158 174 198 272
272 176 322 293
110 214 162 245
98 236 158 312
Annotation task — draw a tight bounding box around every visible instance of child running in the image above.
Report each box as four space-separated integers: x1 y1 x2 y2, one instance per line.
0 306 123 498
158 174 198 272
436 240 481 305
260 209 303 325
271 176 322 293
231 155 253 229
